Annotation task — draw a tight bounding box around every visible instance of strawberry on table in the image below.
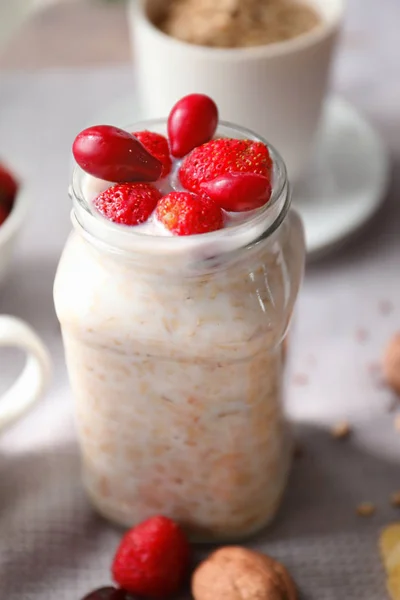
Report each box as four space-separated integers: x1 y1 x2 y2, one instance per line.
133 131 172 178
156 191 223 235
179 138 272 195
112 515 191 599
93 183 161 226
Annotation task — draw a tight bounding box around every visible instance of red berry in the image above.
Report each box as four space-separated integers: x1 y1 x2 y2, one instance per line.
112 515 190 598
168 94 218 158
200 172 272 212
133 131 172 178
0 203 10 226
73 125 162 183
0 163 18 210
82 587 134 600
93 183 161 225
179 138 272 195
156 191 223 236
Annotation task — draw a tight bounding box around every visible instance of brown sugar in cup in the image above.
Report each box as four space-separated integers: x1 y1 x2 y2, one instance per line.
383 333 400 395
158 0 321 49
192 546 297 600
129 0 344 182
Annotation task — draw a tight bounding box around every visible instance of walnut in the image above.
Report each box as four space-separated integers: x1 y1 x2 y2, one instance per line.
192 546 297 600
383 333 400 395
331 421 352 440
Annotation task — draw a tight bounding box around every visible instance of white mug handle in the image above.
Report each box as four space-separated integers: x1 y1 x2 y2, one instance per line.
0 315 51 431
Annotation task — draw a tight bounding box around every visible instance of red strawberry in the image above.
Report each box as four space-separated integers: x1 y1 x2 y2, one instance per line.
133 130 172 178
168 94 218 158
200 172 272 212
156 191 223 235
0 203 10 227
73 125 162 183
112 515 190 599
93 183 161 225
0 163 18 211
179 138 272 195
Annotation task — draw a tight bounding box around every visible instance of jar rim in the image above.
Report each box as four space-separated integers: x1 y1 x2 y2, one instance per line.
70 119 290 261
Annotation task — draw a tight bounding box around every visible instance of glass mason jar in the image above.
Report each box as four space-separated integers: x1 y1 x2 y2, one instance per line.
54 120 305 542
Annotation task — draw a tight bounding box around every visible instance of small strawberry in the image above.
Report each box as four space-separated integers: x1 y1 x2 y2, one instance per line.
168 94 218 158
133 131 172 178
156 191 223 235
73 125 162 183
93 183 161 225
0 163 18 211
200 172 272 212
112 515 190 599
179 138 272 195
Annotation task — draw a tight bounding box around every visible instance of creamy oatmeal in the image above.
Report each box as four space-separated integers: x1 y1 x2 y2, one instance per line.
54 118 305 541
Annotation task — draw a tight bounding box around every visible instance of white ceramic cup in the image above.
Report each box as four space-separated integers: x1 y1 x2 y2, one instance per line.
0 315 51 431
0 186 51 432
128 0 344 181
0 0 57 432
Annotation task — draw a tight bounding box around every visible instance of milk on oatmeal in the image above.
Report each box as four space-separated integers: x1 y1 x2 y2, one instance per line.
54 120 305 542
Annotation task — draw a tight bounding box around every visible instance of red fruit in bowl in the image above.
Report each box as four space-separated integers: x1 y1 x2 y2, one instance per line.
0 203 10 226
168 94 218 158
179 138 272 194
200 172 272 212
93 182 161 225
112 515 191 598
133 130 172 178
73 125 162 183
0 163 18 211
156 191 223 236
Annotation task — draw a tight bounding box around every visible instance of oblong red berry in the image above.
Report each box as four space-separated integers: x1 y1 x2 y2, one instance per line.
73 125 162 182
200 172 272 212
168 94 218 158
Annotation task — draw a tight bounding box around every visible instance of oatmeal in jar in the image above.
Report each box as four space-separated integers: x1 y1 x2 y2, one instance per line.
54 95 305 541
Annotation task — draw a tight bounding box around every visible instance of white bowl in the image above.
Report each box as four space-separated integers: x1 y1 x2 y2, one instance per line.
0 184 30 286
128 0 344 182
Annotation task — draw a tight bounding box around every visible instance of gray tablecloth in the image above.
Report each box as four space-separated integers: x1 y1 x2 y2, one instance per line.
1 0 400 598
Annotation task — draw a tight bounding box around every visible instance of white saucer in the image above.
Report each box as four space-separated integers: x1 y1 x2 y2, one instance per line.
293 96 390 259
92 95 390 259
